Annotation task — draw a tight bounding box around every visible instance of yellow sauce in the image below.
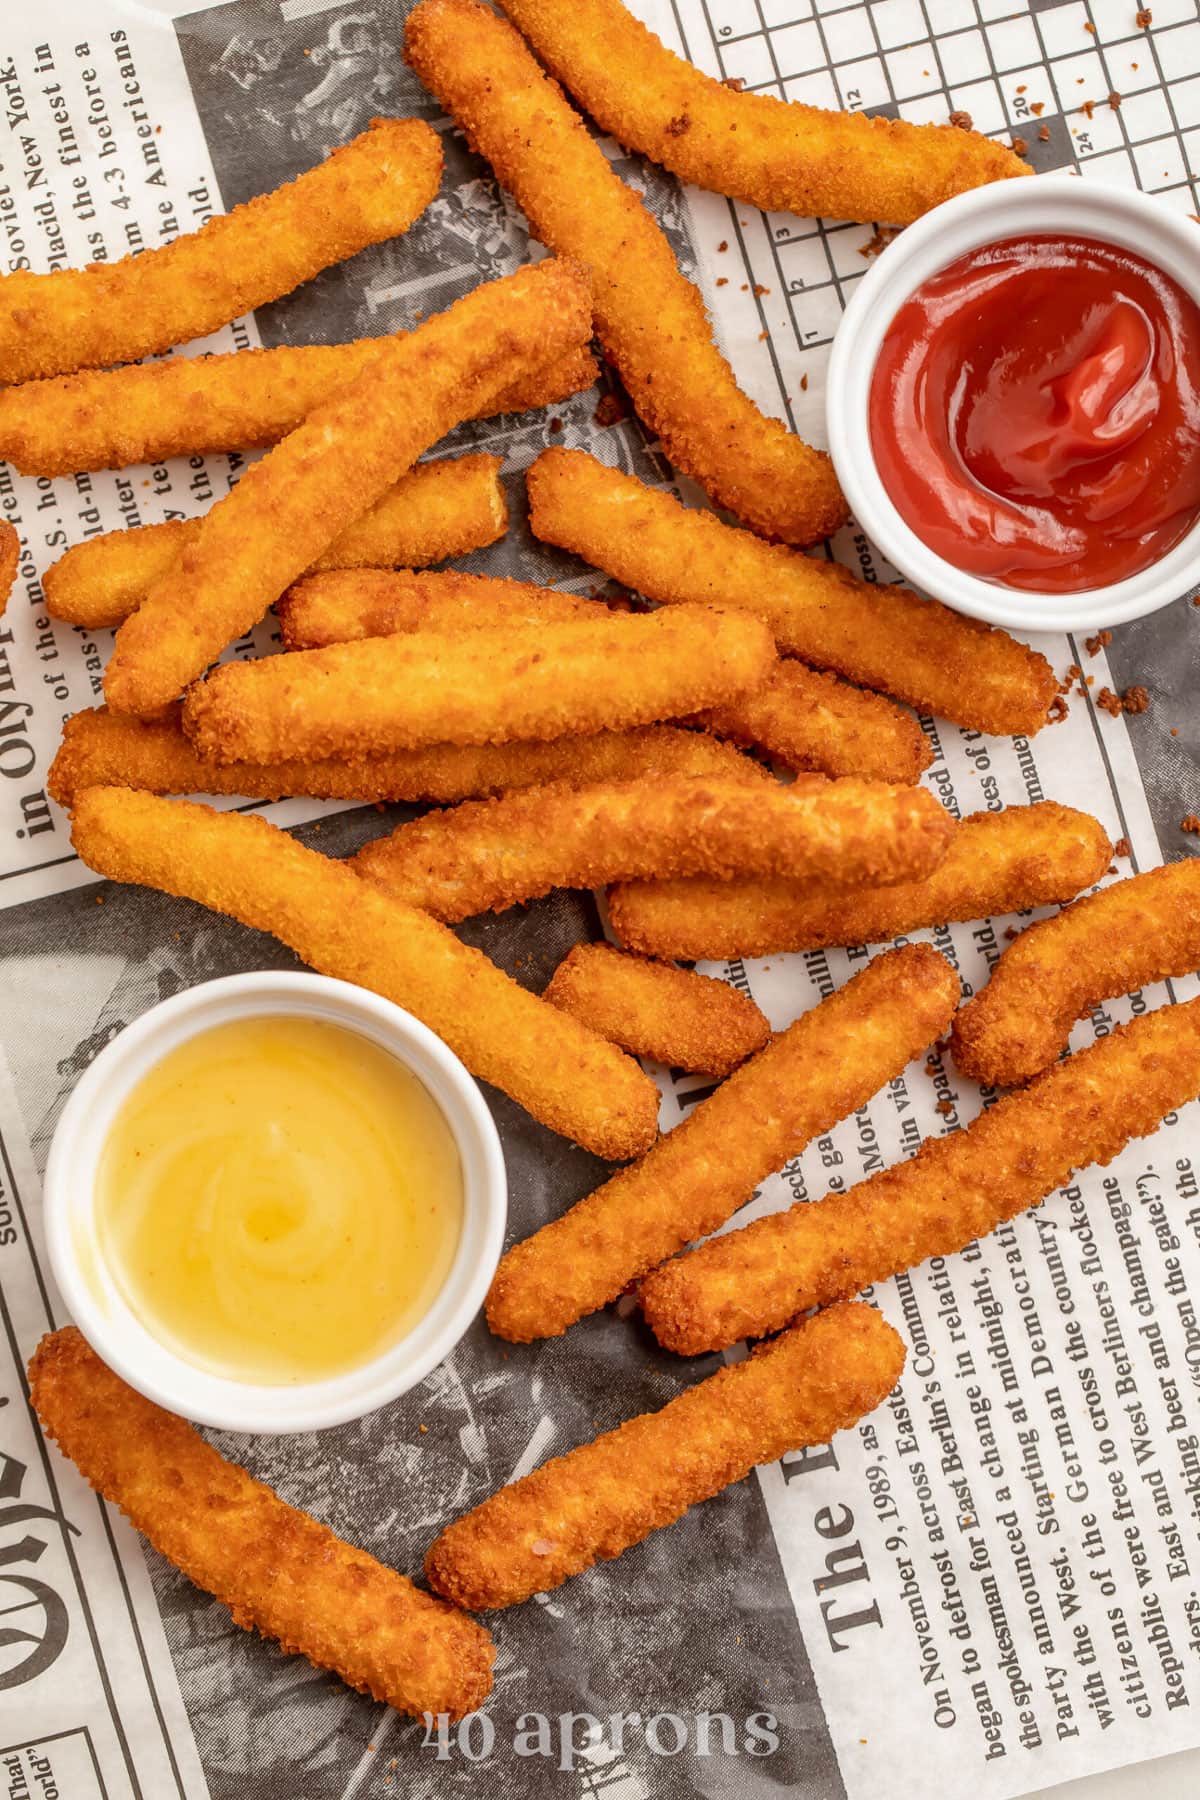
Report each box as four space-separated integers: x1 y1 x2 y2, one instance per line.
95 1016 463 1385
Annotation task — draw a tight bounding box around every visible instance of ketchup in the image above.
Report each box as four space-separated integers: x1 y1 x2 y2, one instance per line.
869 234 1200 592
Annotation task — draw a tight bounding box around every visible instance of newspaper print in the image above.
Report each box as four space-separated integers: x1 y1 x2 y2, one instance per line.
0 0 1198 1796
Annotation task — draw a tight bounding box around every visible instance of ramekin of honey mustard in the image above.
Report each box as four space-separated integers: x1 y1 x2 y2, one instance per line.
44 973 505 1433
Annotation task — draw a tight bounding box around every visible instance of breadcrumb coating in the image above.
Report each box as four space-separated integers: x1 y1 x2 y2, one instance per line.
30 1328 494 1719
952 861 1200 1086
641 997 1200 1353
426 1302 904 1609
486 944 958 1341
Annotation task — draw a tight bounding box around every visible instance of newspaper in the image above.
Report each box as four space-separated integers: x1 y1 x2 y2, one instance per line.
1 0 1198 1795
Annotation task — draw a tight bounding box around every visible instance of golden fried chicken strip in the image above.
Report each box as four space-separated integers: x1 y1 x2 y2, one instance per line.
486 943 958 1341
49 708 761 810
528 449 1059 737
697 659 931 785
0 520 17 619
952 861 1200 1088
427 1301 903 1609
104 257 592 715
499 0 1028 226
45 456 508 631
30 1328 493 1719
354 775 953 921
0 339 596 476
609 802 1112 961
70 789 658 1160
543 944 770 1076
182 607 774 764
642 997 1200 1354
277 567 591 649
405 0 844 547
0 120 442 385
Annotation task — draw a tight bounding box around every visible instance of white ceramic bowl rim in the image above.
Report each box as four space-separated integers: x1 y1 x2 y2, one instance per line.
43 972 506 1434
825 172 1200 634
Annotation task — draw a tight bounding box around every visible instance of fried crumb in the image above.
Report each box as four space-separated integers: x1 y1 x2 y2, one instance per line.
1016 85 1027 95
1182 815 1200 836
949 109 973 130
1123 684 1150 714
1136 8 1152 26
1085 629 1113 655
1004 925 1020 940
717 240 728 253
1048 694 1070 723
1066 662 1082 682
753 282 770 296
548 416 563 436
716 276 728 286
758 329 768 340
861 225 901 259
722 76 745 91
1106 864 1117 876
1084 19 1096 32
594 391 627 427
1096 686 1124 717
1081 98 1096 119
1011 135 1028 155
1171 727 1179 737
935 1098 955 1116
800 372 808 390
740 282 749 291
1031 101 1045 116
1115 836 1131 858
1108 91 1122 109
924 1059 938 1077
95 894 104 905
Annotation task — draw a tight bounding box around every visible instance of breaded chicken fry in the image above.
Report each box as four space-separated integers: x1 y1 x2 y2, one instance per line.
486 944 958 1341
0 121 442 385
0 340 595 476
499 0 1028 226
426 1302 903 1609
528 450 1060 737
609 802 1112 961
543 944 770 1076
697 659 931 785
0 520 17 619
405 0 844 547
30 1328 493 1719
45 456 508 631
354 776 953 921
70 789 659 1160
953 862 1200 1087
104 258 591 715
278 568 590 649
49 709 761 810
182 607 774 764
642 997 1200 1354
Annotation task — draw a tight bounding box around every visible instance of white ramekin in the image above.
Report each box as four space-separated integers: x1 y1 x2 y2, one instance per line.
44 972 506 1434
826 172 1200 634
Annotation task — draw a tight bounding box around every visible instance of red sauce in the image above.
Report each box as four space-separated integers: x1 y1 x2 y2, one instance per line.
869 234 1200 593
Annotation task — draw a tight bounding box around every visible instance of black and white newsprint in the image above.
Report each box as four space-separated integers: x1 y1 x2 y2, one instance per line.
0 1 1198 1795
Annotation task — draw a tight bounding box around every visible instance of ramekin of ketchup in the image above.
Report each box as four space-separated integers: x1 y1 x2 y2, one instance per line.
826 174 1200 632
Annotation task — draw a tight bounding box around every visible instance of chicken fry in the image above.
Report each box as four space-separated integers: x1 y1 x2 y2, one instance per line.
44 456 508 631
70 789 659 1160
609 802 1112 961
354 776 953 922
0 520 17 619
499 0 1027 226
527 449 1059 737
404 0 844 547
182 607 774 765
641 996 1200 1354
426 1301 903 1609
49 709 760 810
0 338 596 477
543 944 770 1076
486 943 958 1341
103 257 592 715
0 120 442 385
278 567 591 649
30 1328 494 1719
952 861 1200 1088
696 659 932 785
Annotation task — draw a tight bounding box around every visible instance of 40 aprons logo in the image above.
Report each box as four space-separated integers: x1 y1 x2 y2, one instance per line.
0 1403 78 1689
422 1708 781 1771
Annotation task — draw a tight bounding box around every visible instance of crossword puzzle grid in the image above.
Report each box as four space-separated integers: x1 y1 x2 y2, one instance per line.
671 0 1200 364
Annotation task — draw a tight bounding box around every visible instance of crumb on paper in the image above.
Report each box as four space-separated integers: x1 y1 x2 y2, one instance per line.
548 416 563 436
1039 124 1051 141
800 372 809 390
1066 662 1082 682
1123 684 1150 714
1081 98 1096 119
1031 101 1045 116
753 282 770 296
936 1098 954 1116
1016 84 1027 95
758 329 768 340
740 282 749 291
1085 19 1096 32
1108 91 1122 109
1004 925 1020 940
949 109 973 130
1048 694 1070 723
1097 687 1124 717
722 76 745 91
1182 815 1200 836
1171 727 1180 737
95 894 104 905
1115 836 1131 859
717 240 728 253
1136 8 1152 25
1012 135 1029 155
861 225 901 259
716 276 728 286
1085 628 1113 655
419 1423 428 1434
594 391 627 428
